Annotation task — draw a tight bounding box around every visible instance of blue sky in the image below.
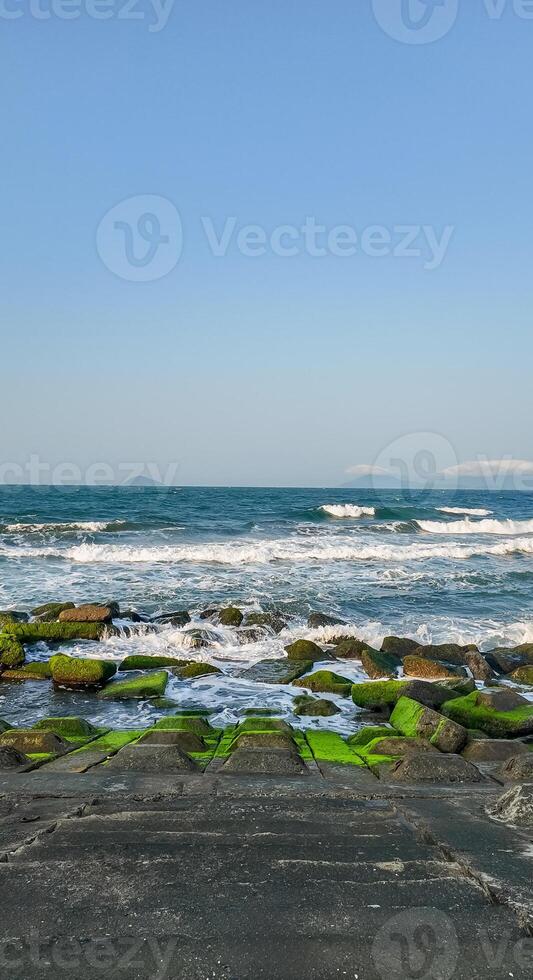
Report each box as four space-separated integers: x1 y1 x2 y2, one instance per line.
2 1 533 486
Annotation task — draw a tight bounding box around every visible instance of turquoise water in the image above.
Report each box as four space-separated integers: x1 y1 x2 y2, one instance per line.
1 485 532 730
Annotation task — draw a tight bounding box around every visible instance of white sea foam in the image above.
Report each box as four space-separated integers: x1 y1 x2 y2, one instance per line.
3 533 533 565
418 518 533 536
319 504 375 518
2 520 120 533
436 507 493 517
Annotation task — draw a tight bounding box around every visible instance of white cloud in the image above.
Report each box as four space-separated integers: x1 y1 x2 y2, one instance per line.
441 458 533 478
345 464 393 478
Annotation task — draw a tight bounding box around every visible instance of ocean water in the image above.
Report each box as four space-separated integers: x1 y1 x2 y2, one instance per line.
1 485 532 731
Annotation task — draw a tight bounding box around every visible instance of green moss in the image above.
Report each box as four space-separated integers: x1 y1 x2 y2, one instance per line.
305 731 364 766
1 660 51 680
31 602 75 621
291 729 314 762
237 717 292 733
98 670 168 700
32 716 99 739
351 680 407 710
347 725 398 748
284 639 325 661
442 691 533 738
242 707 281 716
294 670 352 697
72 730 142 754
218 606 243 626
119 655 189 671
173 662 221 679
214 725 238 757
50 655 117 688
389 696 425 737
7 622 109 643
0 718 13 733
153 715 213 734
511 666 533 685
294 697 340 716
0 636 25 668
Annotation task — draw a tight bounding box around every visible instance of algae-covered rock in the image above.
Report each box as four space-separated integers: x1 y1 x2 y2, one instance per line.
105 743 199 772
294 697 341 717
31 602 75 621
360 648 401 679
59 604 114 623
238 659 311 685
50 655 117 689
333 638 374 659
245 611 287 634
511 666 533 685
171 662 221 679
8 622 109 643
294 670 352 697
390 696 467 753
464 651 495 682
442 690 533 738
365 736 437 758
1 661 51 681
351 680 407 711
0 636 25 669
307 612 345 628
485 645 533 675
152 611 191 627
410 643 476 667
153 715 213 735
0 729 69 755
501 754 533 782
477 689 529 711
388 753 484 784
462 739 528 763
381 636 420 658
284 639 327 662
218 606 243 627
231 732 296 752
402 656 467 681
119 655 189 671
32 717 99 739
347 726 398 748
98 670 168 700
237 717 292 733
0 746 29 769
0 610 28 626
137 730 205 751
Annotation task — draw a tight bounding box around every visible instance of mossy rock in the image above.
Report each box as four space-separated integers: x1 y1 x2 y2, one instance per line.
294 697 341 717
218 606 244 627
305 731 363 766
364 736 436 758
98 670 168 700
0 729 69 755
351 680 408 710
347 725 398 748
294 670 352 697
153 715 213 735
442 690 533 738
242 707 282 716
284 639 327 662
152 611 191 627
31 602 75 621
230 732 296 752
334 638 375 659
360 648 401 679
245 611 287 634
32 716 99 739
172 662 221 679
390 696 467 753
0 611 28 626
388 753 484 785
0 746 29 769
58 604 114 623
238 659 312 685
7 622 109 643
237 717 292 733
119 655 189 671
0 718 13 734
486 644 533 674
307 612 345 628
137 730 205 751
50 655 117 689
381 636 420 657
410 643 476 667
402 655 467 680
1 661 52 681
0 636 25 669
511 666 533 685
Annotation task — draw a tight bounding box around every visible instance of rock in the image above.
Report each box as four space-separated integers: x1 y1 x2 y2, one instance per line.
218 607 244 627
119 655 189 671
105 744 199 772
293 670 352 697
120 610 148 623
477 689 530 711
0 730 69 755
360 648 401 679
152 611 191 627
199 607 218 620
245 611 287 634
222 748 306 775
0 636 25 669
511 666 533 685
237 718 292 734
381 636 420 657
59 604 114 623
350 679 464 713
50 655 117 689
0 746 29 768
402 679 470 708
7 622 109 643
1 661 51 681
171 662 221 679
98 670 168 700
32 717 99 738
347 726 398 748
153 715 213 735
284 639 328 662
442 691 533 738
486 644 533 674
0 718 13 733
293 697 341 717
487 786 533 826
464 651 495 682
411 643 477 666
137 730 205 751
232 733 296 752
181 627 219 649
402 656 467 680
0 610 28 625
439 677 477 696
233 626 268 644
462 739 529 762
366 736 437 758
237 659 311 685
31 602 75 621
333 638 375 659
501 754 533 782
307 612 345 628
388 753 484 784
390 697 467 753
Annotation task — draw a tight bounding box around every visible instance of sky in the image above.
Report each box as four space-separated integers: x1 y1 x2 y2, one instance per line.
1 1 533 487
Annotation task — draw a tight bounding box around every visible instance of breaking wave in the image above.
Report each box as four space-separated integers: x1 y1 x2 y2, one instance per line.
319 504 376 518
0 520 118 533
418 518 533 536
436 507 493 517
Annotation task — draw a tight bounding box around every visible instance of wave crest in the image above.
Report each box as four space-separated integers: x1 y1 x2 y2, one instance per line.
436 507 493 517
319 504 375 518
418 518 533 536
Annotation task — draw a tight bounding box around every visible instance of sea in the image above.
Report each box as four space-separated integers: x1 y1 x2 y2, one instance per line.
1 485 532 732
